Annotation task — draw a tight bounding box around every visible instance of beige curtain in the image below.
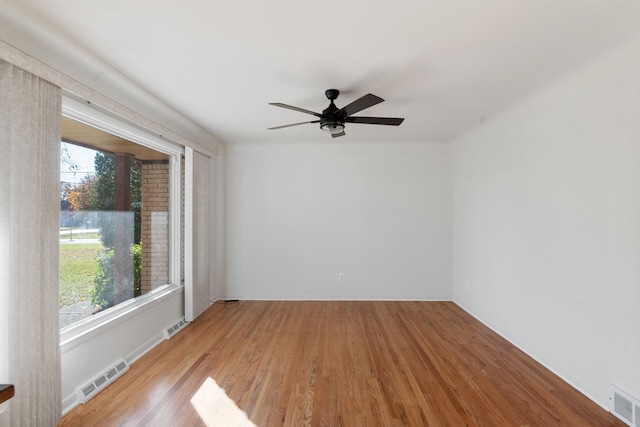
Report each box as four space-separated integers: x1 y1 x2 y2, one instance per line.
0 60 62 426
184 147 213 321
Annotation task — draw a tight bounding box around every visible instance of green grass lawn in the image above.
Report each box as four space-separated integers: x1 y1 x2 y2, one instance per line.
59 243 102 308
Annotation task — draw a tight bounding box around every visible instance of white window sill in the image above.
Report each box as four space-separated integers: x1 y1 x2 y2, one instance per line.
60 284 183 353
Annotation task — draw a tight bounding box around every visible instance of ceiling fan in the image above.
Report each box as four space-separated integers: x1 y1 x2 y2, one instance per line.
268 89 404 138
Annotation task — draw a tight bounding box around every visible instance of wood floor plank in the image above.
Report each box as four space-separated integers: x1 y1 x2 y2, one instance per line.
58 301 626 426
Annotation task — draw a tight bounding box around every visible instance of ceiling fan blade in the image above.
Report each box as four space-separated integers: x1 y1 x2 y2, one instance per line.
331 130 346 138
345 116 405 126
338 93 384 116
269 103 322 117
268 120 320 130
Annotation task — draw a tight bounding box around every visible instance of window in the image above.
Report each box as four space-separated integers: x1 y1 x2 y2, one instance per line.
59 97 182 330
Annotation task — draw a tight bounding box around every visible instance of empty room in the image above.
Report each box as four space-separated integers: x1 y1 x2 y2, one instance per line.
1 1 640 426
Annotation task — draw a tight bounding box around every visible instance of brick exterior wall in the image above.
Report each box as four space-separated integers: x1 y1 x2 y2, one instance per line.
141 161 170 293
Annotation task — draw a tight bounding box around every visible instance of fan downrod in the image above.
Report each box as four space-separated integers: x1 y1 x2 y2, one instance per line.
325 89 340 101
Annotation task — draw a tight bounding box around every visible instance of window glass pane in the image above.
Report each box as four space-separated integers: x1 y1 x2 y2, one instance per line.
60 131 171 328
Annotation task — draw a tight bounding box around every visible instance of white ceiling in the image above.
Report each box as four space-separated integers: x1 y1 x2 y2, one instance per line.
2 0 640 149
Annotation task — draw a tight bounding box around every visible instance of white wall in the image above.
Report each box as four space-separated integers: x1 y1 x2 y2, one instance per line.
452 30 640 409
221 141 452 300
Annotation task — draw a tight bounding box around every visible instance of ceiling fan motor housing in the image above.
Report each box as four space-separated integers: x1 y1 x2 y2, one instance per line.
320 102 344 130
321 89 345 130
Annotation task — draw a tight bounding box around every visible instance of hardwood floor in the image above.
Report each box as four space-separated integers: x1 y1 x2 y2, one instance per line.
58 301 625 426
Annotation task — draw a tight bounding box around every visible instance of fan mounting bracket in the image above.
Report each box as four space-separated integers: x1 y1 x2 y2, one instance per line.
325 89 340 101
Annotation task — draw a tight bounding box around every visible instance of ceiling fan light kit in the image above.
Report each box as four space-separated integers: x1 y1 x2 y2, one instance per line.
321 122 345 135
269 89 404 138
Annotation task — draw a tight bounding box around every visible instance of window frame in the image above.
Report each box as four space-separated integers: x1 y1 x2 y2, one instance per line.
60 94 184 340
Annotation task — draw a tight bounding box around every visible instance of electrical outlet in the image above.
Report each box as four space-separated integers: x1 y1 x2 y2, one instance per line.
465 280 470 289
338 273 344 282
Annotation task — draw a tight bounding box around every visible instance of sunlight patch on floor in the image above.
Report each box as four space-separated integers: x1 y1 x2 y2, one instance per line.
191 377 256 427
